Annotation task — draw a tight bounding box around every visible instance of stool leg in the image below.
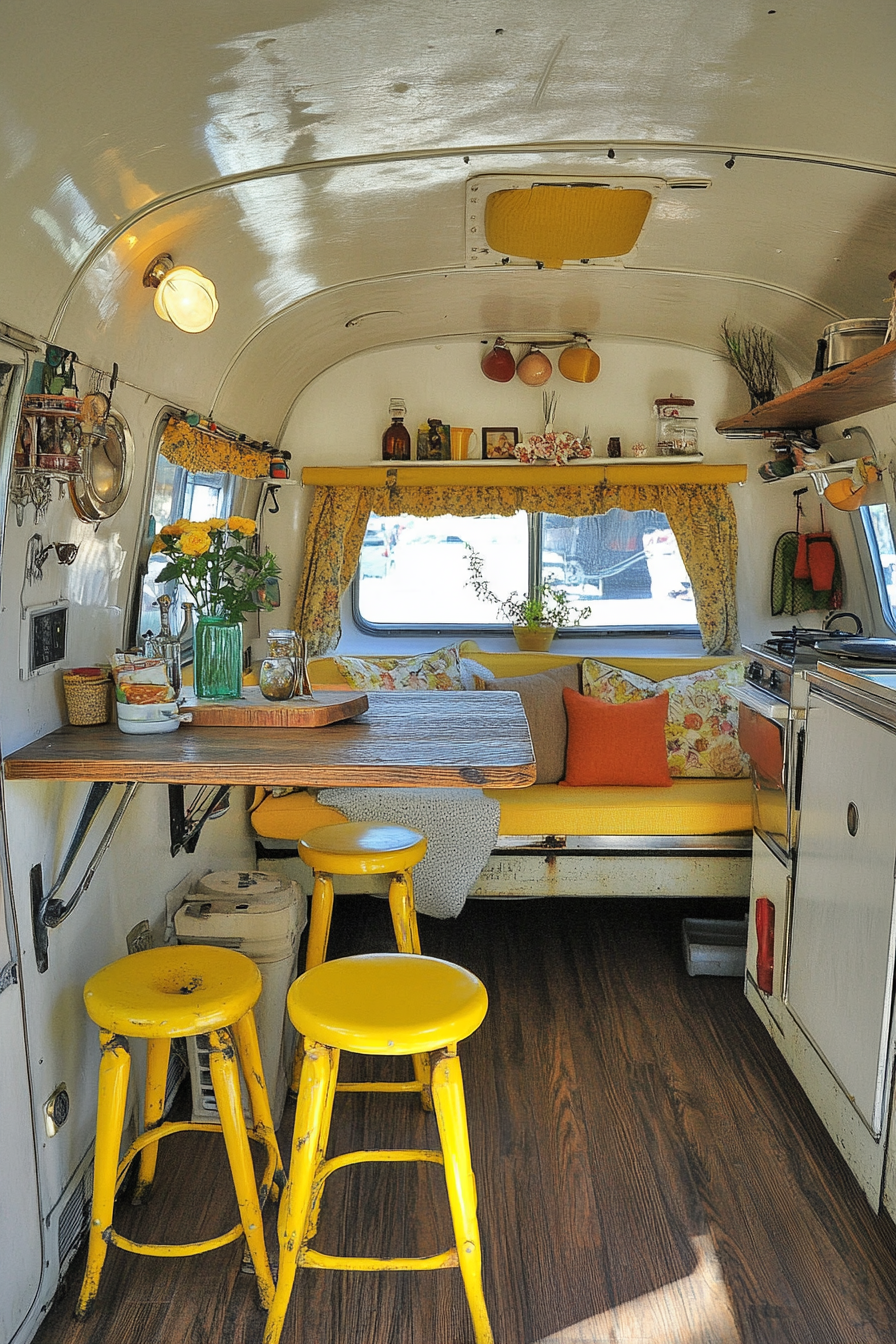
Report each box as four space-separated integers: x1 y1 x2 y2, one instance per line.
292 872 335 1093
132 1036 170 1204
387 870 422 955
387 871 433 1107
430 1047 494 1344
305 872 335 970
76 1030 131 1319
231 1009 286 1201
265 1041 338 1344
206 1027 275 1310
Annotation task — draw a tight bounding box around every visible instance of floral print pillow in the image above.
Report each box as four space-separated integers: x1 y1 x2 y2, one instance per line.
333 644 464 691
581 659 749 778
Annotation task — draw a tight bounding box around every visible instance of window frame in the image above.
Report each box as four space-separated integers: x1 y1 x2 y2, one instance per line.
859 502 896 633
127 414 237 652
351 509 701 640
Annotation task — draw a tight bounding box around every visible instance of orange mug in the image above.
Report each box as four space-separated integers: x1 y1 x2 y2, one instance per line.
450 427 475 460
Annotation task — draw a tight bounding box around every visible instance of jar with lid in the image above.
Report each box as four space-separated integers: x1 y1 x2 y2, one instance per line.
654 394 698 456
655 417 699 456
258 629 310 701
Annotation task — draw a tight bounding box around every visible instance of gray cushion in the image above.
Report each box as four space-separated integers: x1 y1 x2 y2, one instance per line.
484 665 580 783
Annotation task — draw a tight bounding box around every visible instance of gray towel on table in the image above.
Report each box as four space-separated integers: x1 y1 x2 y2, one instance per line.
316 787 500 919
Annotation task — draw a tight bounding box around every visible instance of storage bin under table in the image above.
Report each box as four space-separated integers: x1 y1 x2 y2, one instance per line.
174 870 306 1126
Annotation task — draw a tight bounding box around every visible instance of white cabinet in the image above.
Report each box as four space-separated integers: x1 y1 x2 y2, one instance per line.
781 685 896 1206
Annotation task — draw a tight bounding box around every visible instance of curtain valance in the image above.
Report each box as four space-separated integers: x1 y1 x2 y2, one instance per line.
294 481 739 656
160 417 271 480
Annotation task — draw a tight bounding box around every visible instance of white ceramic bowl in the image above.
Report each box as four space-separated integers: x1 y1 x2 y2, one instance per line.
116 701 182 735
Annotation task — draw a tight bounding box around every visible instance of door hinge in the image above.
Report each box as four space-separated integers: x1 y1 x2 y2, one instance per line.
0 959 19 993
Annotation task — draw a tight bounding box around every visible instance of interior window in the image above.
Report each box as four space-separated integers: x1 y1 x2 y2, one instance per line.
354 508 699 633
863 503 896 629
134 454 235 646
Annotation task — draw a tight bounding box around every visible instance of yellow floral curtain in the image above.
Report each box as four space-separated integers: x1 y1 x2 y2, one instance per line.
160 417 271 479
295 482 739 656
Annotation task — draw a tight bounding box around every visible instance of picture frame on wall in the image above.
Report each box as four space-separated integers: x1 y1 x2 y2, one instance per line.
482 427 519 460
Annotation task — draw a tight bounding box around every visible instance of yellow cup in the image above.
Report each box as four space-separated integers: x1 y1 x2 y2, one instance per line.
451 427 475 460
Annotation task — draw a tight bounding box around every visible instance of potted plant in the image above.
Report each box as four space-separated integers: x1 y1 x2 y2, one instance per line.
466 549 590 651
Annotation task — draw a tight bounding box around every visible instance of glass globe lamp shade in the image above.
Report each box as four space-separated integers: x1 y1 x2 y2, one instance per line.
152 265 219 333
559 341 600 383
516 347 553 386
481 337 515 382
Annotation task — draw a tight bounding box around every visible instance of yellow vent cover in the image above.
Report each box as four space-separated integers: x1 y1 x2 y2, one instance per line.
484 185 652 269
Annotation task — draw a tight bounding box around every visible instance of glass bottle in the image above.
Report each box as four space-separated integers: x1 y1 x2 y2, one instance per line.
607 436 622 459
259 628 301 701
151 595 182 694
382 397 411 461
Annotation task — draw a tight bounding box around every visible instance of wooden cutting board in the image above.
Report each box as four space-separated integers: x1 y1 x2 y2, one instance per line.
181 687 369 727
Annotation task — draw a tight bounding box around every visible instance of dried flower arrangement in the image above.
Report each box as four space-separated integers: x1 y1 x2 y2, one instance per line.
720 319 780 407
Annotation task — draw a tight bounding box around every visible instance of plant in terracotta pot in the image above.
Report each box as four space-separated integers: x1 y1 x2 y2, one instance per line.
465 548 590 650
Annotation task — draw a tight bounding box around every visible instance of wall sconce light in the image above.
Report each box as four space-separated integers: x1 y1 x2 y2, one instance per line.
143 254 219 333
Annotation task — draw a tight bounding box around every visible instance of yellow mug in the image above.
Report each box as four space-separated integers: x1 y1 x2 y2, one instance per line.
451 427 475 460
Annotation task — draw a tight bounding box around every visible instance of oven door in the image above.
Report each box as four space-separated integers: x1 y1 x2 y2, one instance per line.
735 684 791 863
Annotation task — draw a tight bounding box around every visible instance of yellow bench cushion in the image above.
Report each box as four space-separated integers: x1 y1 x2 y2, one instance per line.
251 779 751 843
484 779 752 837
251 790 348 841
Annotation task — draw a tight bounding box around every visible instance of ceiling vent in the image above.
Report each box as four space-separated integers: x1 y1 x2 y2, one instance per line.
465 173 704 268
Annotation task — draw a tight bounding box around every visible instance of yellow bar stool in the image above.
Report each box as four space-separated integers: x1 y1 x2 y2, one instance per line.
292 820 428 1093
76 944 286 1319
265 953 494 1344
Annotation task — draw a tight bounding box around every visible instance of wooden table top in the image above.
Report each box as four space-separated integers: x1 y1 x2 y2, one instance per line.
3 691 536 789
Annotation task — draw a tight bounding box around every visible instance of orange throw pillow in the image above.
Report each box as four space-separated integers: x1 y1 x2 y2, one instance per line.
561 687 672 786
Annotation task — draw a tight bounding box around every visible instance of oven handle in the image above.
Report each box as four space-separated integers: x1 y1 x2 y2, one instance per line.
732 683 790 722
793 724 806 813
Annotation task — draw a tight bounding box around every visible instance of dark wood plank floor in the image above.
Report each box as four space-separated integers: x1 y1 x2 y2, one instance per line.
34 896 896 1344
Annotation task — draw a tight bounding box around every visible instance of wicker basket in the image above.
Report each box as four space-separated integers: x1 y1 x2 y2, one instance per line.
63 672 111 726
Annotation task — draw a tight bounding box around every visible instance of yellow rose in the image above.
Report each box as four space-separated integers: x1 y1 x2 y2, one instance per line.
180 527 212 556
150 536 166 554
206 518 227 531
159 521 188 537
228 515 256 536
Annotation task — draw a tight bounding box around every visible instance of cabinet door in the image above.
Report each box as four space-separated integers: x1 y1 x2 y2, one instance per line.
787 694 896 1139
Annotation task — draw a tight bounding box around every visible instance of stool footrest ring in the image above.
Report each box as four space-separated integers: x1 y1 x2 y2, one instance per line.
302 1248 459 1272
335 1080 422 1094
109 1226 245 1258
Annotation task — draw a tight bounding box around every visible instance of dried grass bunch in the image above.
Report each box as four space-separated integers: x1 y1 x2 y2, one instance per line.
720 319 780 407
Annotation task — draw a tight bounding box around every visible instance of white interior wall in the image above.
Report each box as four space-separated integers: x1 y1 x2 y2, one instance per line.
278 337 851 654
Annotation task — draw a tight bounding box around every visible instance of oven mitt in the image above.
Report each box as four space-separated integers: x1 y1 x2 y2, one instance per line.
806 533 837 592
793 532 810 580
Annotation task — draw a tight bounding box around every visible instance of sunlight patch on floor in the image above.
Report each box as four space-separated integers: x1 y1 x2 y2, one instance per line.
534 1234 740 1344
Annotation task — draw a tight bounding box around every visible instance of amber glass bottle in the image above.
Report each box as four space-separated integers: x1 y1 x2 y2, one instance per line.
382 397 411 460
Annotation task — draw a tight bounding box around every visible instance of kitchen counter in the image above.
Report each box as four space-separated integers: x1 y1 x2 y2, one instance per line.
808 662 896 729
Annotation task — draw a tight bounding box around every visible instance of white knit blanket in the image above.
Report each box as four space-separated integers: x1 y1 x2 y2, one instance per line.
316 787 501 919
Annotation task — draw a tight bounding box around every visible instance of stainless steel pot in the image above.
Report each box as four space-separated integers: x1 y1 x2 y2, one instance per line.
821 319 889 371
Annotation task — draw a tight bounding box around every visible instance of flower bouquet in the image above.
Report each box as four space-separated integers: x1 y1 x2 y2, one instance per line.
514 430 593 465
513 390 594 465
151 515 280 698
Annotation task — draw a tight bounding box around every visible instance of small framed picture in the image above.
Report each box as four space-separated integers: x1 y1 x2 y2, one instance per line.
482 426 519 460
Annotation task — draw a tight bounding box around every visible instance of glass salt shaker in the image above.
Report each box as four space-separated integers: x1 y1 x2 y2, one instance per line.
259 629 301 701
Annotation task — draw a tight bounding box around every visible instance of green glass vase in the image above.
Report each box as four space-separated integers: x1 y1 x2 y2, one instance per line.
193 615 243 699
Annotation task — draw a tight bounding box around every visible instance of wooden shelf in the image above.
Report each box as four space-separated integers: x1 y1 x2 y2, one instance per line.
302 462 748 487
716 340 896 434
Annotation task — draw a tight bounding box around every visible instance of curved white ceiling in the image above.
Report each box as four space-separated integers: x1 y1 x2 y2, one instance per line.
1 0 894 439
